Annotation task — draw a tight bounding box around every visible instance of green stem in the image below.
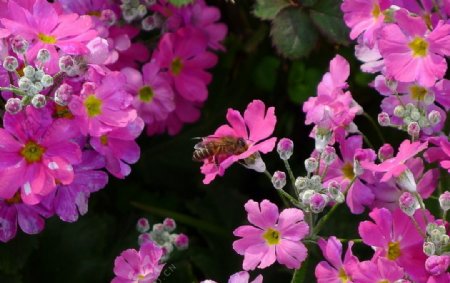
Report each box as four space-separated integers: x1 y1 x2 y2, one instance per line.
360 131 375 149
283 159 297 188
410 215 427 238
363 112 386 144
414 192 429 226
0 86 26 96
338 238 363 243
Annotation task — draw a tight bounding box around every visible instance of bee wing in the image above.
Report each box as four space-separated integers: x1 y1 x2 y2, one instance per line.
194 141 205 149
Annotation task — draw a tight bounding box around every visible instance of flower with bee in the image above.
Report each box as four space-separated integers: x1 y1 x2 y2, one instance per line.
195 100 277 184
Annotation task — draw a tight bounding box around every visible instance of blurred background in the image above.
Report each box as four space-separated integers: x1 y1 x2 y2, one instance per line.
0 0 393 282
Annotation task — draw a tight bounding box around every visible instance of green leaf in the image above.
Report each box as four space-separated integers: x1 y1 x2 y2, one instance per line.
253 0 291 20
288 61 321 103
252 56 281 92
299 0 318 6
291 260 308 283
167 0 194 7
310 0 350 45
271 8 318 59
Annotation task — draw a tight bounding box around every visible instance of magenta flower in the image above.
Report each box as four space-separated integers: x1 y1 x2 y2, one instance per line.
0 107 81 205
361 140 428 182
122 61 175 127
201 271 262 283
352 257 405 283
41 150 108 222
323 135 376 214
378 9 450 86
0 193 51 242
359 208 432 282
112 241 165 283
154 27 217 102
1 0 97 72
233 200 309 270
341 0 390 47
315 236 359 283
69 72 137 137
90 117 144 179
199 100 277 184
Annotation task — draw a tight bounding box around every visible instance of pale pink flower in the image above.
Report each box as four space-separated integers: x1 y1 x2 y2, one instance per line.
233 200 309 270
352 257 405 283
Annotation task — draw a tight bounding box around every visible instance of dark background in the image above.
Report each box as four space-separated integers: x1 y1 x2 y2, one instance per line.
0 0 392 282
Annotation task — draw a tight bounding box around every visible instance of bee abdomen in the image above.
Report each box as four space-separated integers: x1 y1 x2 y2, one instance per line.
192 148 213 161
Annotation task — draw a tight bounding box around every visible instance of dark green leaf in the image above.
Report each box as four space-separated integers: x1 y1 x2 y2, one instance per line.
299 0 318 7
310 0 349 45
288 61 321 103
167 0 194 7
271 8 318 59
252 56 281 92
253 0 291 20
290 260 308 283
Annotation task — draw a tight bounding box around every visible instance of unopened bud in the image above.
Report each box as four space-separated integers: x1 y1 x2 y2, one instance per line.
173 233 189 250
428 110 441 126
295 177 308 191
31 94 46 108
54 83 73 106
396 169 417 192
407 122 420 137
427 223 438 235
23 66 35 78
310 193 327 213
277 138 294 160
100 9 117 26
423 241 436 256
136 218 150 233
439 191 450 211
378 112 390 126
138 233 152 245
244 153 266 173
40 74 53 87
300 189 315 206
5 98 22 114
34 69 45 81
410 109 421 121
37 49 51 63
137 4 147 17
321 146 336 165
81 82 96 96
305 157 318 173
399 192 419 216
315 129 331 152
2 56 18 71
271 171 286 190
18 77 33 90
163 218 176 232
142 15 161 31
393 105 405 118
378 144 394 161
59 55 75 73
310 175 322 190
10 35 29 54
423 91 435 105
328 186 345 203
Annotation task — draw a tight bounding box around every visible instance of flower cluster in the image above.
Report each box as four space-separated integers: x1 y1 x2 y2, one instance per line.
0 0 226 243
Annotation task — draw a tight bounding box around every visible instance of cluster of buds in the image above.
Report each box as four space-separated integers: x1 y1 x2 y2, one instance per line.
423 223 449 257
120 0 163 31
136 217 189 261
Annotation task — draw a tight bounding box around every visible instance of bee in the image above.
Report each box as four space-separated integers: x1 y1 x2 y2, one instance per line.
192 136 248 165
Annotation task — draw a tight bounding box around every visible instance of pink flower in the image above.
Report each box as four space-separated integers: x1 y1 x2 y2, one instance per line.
199 100 277 184
0 193 51 242
41 150 108 222
1 0 97 73
361 140 428 182
303 55 361 141
233 199 309 270
315 236 359 283
352 257 405 283
0 107 81 205
378 9 450 86
153 27 217 102
341 0 391 46
69 72 137 137
201 271 263 283
359 208 432 282
122 61 175 127
322 135 376 214
112 241 164 283
424 137 450 173
425 255 450 276
90 118 144 179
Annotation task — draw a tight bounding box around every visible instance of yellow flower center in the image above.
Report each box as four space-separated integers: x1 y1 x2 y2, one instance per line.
137 274 145 280
372 4 381 18
378 280 389 283
170 57 183 76
338 268 349 283
409 85 427 101
408 37 428 57
38 33 57 44
341 163 355 180
139 86 154 102
100 135 108 145
5 192 22 205
387 241 401 260
84 95 102 117
54 105 74 119
263 228 280 245
21 141 45 163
